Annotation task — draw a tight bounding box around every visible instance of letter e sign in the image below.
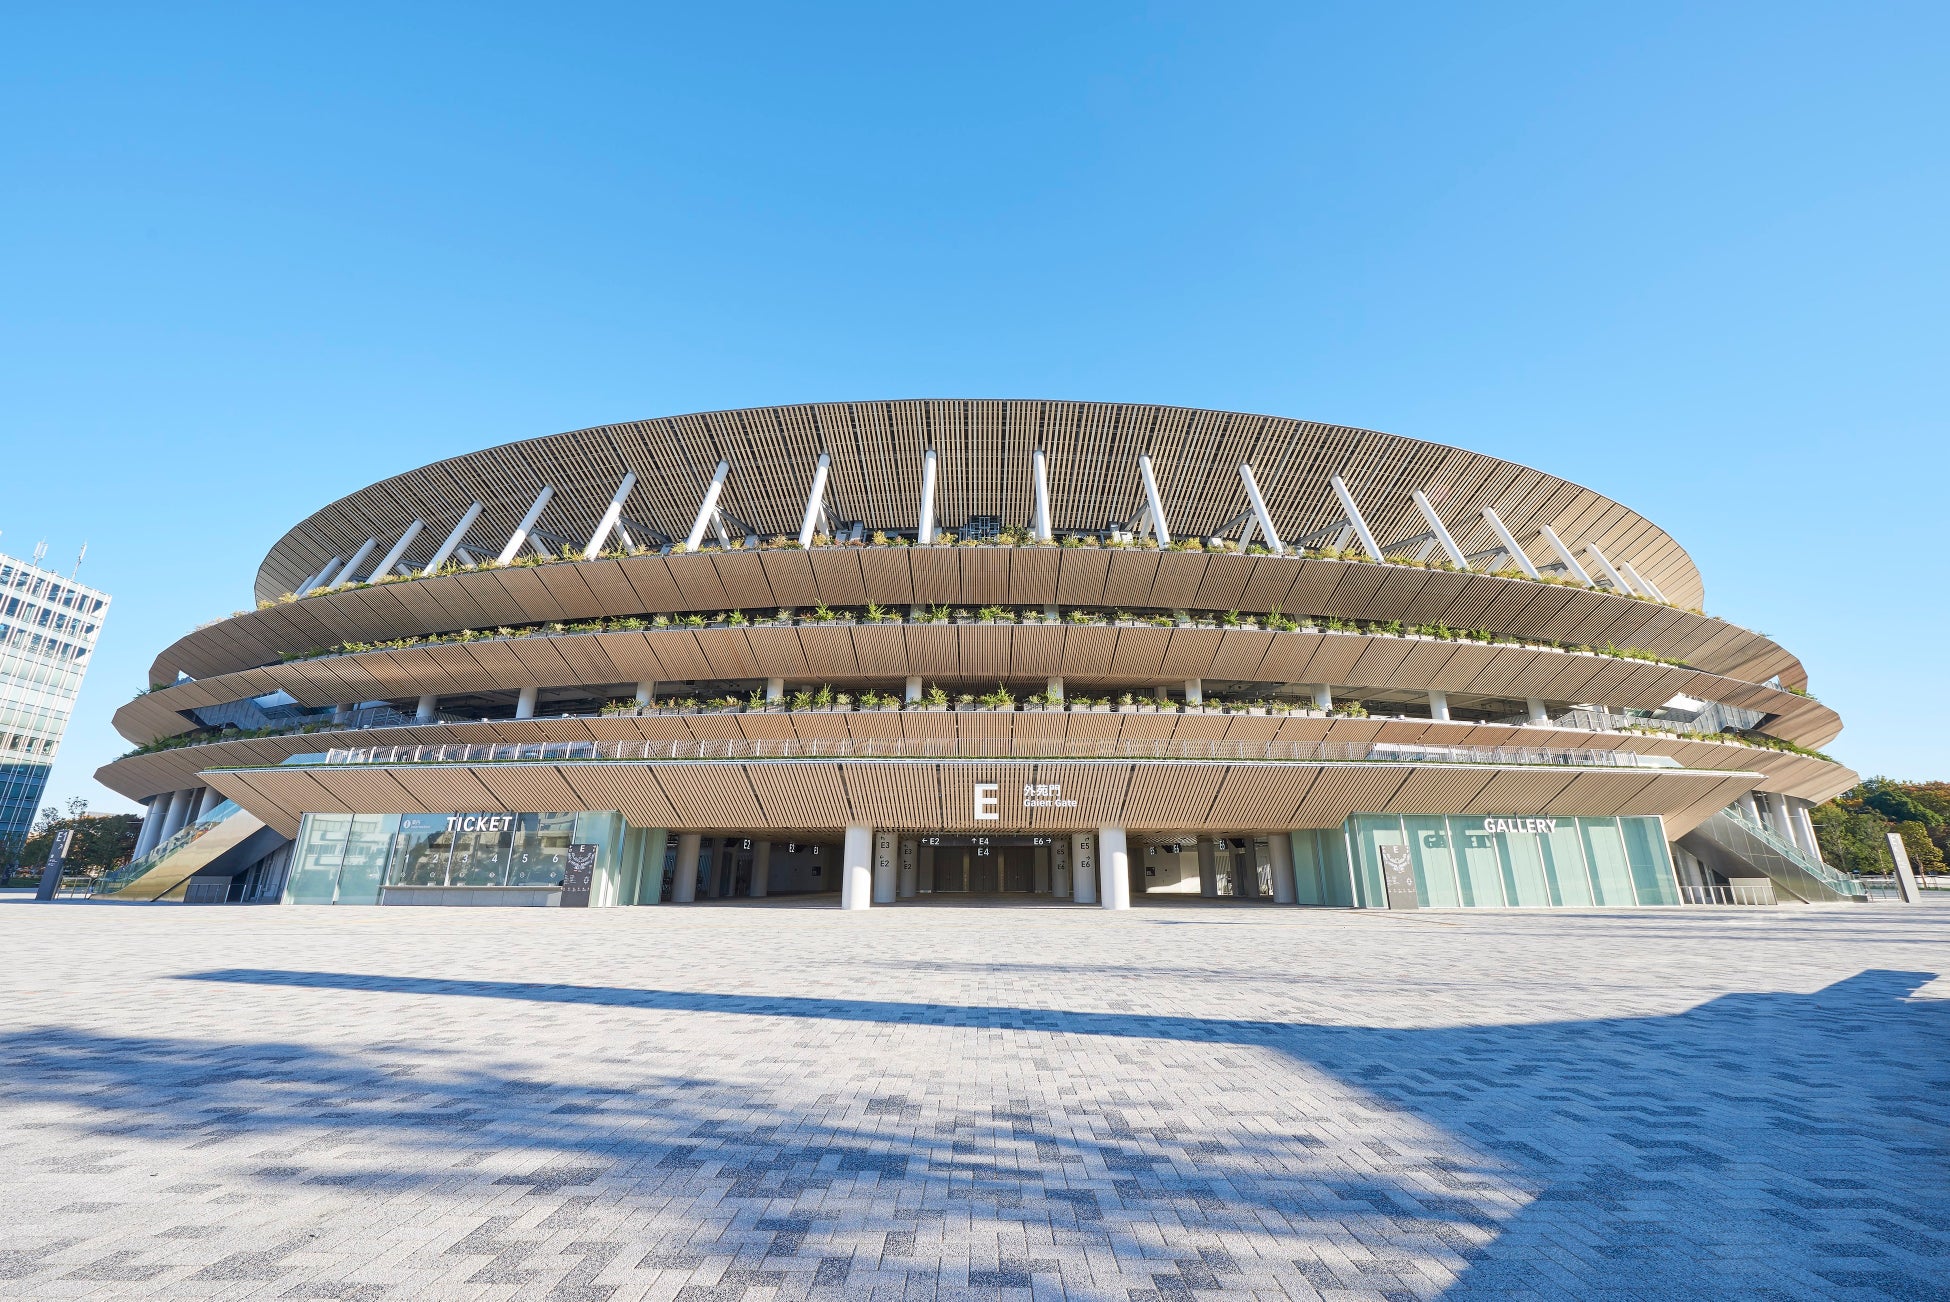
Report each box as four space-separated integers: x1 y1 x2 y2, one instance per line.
974 783 999 820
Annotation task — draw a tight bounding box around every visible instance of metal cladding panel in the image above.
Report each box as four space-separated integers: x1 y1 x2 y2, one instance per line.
1009 625 1067 678
1218 716 1286 743
1058 627 1119 681
1392 571 1469 625
1060 711 1122 741
1203 764 1316 828
847 708 908 741
1358 565 1430 621
740 626 811 679
1107 629 1168 679
840 761 943 830
1236 559 1303 614
572 561 644 620
1053 545 1111 606
1147 554 1208 610
1344 638 1418 688
958 547 1011 605
1396 641 1469 692
1008 547 1060 606
557 765 678 827
668 558 731 611
1294 768 1413 828
711 551 774 611
1191 553 1256 611
1025 762 1127 831
304 765 420 812
486 567 571 623
1380 767 1501 815
1468 768 1579 813
847 624 909 676
941 761 1041 829
377 765 503 812
1169 713 1232 742
1101 551 1161 609
786 712 851 742
549 635 624 686
734 713 801 741
1158 630 1221 679
856 547 914 605
1278 562 1344 617
531 563 603 617
1116 714 1178 742
692 628 758 679
908 548 962 605
1543 768 1660 816
471 765 588 814
746 762 854 827
956 625 1014 679
1301 636 1370 688
614 555 685 613
796 627 863 678
652 763 766 828
897 711 958 742
1122 764 1227 827
201 772 305 838
1214 628 1284 681
901 625 961 678
807 549 868 606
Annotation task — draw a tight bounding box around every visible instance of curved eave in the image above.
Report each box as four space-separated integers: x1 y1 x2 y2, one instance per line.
254 400 1706 609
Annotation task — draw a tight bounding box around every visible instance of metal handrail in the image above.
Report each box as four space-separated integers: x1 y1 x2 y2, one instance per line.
302 737 1687 769
1721 805 1862 897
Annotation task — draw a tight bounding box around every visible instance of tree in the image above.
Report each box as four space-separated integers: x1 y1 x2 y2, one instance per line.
18 813 141 876
1896 822 1946 873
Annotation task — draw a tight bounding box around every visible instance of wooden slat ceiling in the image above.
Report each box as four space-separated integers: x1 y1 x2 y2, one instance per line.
254 401 1707 609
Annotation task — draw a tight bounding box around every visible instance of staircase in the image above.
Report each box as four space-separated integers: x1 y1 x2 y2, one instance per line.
94 802 270 901
1679 805 1867 904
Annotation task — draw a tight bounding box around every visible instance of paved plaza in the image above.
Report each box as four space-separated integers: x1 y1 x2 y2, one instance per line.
0 897 1945 1301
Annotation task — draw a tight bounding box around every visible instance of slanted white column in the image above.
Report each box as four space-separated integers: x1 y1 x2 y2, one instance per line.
423 502 484 574
1268 833 1296 904
1197 837 1219 897
1428 690 1450 721
1031 447 1053 542
1098 826 1132 910
750 840 771 897
133 797 168 857
334 538 379 588
798 453 832 549
766 677 785 704
1480 508 1540 578
905 676 922 704
1793 799 1826 863
841 824 874 910
917 447 938 544
1737 791 1761 824
1184 679 1202 706
515 686 538 719
496 486 556 565
1238 464 1284 554
635 681 656 708
1887 832 1921 902
1138 454 1172 549
415 694 437 724
366 521 425 582
683 460 731 552
157 788 196 840
1619 561 1667 603
299 556 343 594
1537 526 1591 584
1411 491 1470 569
1072 832 1098 905
872 830 898 905
1527 697 1550 725
1583 543 1636 595
1046 676 1064 704
195 787 222 818
584 473 637 558
1313 684 1333 711
672 833 701 903
1328 476 1385 562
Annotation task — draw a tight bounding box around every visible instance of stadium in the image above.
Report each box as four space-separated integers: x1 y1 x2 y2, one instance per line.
95 400 1861 908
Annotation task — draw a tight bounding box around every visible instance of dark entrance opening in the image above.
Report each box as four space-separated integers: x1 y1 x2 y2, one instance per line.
922 835 1052 894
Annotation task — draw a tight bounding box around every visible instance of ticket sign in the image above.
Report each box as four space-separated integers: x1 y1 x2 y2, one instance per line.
1380 843 1420 910
560 843 597 908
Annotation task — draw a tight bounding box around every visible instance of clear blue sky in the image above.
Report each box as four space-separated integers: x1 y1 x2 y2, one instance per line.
3 2 1944 816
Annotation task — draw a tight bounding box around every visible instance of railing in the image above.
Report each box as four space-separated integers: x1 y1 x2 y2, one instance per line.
1719 805 1865 901
306 737 1688 768
92 800 241 896
1680 882 1778 906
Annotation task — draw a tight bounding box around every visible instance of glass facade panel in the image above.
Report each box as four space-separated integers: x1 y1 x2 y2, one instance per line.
1453 823 1507 907
334 815 398 904
391 815 456 885
286 814 350 904
1404 816 1460 908
1317 830 1354 906
1542 822 1594 908
1497 830 1555 906
450 824 512 886
1579 820 1636 905
1622 816 1680 904
1349 817 1394 907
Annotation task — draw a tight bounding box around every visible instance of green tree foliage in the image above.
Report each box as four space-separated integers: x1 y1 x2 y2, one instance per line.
19 812 141 876
1813 779 1950 874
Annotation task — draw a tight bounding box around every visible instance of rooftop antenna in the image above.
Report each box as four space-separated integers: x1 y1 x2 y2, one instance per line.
33 540 48 567
71 542 87 579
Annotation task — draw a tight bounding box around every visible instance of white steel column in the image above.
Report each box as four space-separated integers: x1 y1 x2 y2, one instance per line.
422 502 483 575
158 788 195 840
195 787 222 818
132 797 167 857
496 486 556 565
1793 799 1826 862
1480 508 1540 578
515 686 538 719
1411 491 1470 569
1072 832 1098 905
1583 542 1636 594
299 556 343 593
767 678 784 704
366 521 424 583
1313 684 1333 711
683 460 731 552
1046 676 1064 704
1238 464 1284 554
635 681 656 708
1137 454 1171 549
1098 826 1132 910
1537 526 1592 584
672 833 701 903
1619 561 1667 603
1184 679 1202 706
1031 447 1053 542
750 840 771 897
841 824 873 910
1328 476 1385 562
415 694 437 724
1268 832 1296 904
584 472 638 558
917 447 938 544
798 453 832 548
1527 697 1550 725
905 676 922 704
334 538 379 588
872 829 898 905
1428 690 1450 721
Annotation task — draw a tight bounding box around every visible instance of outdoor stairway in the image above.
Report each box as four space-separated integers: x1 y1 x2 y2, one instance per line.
94 801 270 901
1680 805 1867 904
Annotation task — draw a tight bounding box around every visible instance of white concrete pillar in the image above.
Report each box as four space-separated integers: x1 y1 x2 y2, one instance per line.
841 824 873 910
1737 791 1761 824
515 686 539 719
898 836 919 898
133 797 167 857
1428 690 1450 722
1046 676 1064 704
1184 679 1203 706
1793 799 1826 864
1527 697 1550 725
767 677 785 704
873 830 898 904
905 676 922 704
750 840 771 897
415 694 438 724
1098 826 1132 910
1051 835 1071 897
1072 832 1098 905
635 681 656 708
194 787 222 819
158 788 196 841
1767 794 1798 847
1313 684 1333 711
1198 837 1219 897
672 833 701 902
1268 833 1296 903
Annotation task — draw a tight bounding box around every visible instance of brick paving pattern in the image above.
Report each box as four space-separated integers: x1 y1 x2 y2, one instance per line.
1 895 1945 1300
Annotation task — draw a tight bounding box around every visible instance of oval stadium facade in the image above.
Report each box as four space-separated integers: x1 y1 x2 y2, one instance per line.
98 400 1863 909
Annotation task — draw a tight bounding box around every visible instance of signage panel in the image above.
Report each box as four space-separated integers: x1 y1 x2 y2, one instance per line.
560 843 597 907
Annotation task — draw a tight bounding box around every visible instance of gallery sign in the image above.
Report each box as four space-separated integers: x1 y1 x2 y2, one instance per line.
1478 817 1560 835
